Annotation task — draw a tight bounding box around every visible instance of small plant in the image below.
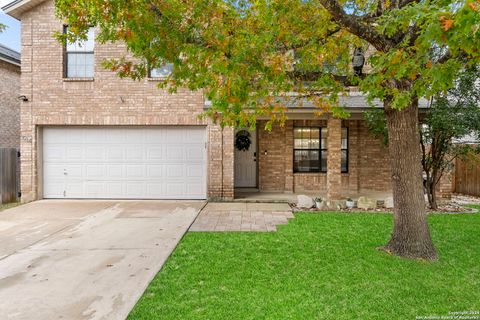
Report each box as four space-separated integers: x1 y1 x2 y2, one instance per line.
314 197 323 203
346 197 353 202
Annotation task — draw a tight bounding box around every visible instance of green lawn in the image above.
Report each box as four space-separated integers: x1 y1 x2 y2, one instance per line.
129 208 480 320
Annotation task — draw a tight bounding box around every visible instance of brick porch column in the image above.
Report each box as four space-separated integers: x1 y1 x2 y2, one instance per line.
327 118 342 200
284 121 294 192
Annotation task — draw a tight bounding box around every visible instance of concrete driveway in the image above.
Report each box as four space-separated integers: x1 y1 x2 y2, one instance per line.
0 200 204 320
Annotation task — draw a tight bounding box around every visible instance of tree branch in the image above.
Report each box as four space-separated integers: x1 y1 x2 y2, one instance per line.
317 0 395 51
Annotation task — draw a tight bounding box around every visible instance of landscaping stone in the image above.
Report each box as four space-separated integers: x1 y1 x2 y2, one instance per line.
297 195 315 209
384 197 394 209
357 196 377 210
324 200 346 210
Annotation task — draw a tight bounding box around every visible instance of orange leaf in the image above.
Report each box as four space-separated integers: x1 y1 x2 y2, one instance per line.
439 16 454 31
426 60 433 68
468 2 478 11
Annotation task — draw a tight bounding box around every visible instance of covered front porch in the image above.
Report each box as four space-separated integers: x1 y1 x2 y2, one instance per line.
233 117 393 201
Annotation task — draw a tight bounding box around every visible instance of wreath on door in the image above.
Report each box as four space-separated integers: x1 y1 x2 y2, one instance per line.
235 130 252 151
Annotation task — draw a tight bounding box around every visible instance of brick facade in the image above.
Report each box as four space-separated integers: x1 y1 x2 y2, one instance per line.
15 0 447 203
0 59 20 149
257 119 392 197
17 0 234 202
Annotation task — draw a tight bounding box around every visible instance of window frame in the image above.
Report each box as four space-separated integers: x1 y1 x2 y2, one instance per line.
63 25 95 79
341 127 349 173
293 126 349 174
293 126 327 173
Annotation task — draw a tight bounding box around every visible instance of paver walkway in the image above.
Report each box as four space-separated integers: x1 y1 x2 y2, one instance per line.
190 202 294 232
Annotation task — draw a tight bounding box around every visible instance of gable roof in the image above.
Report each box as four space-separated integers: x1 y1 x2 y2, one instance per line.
1 0 47 20
0 43 21 66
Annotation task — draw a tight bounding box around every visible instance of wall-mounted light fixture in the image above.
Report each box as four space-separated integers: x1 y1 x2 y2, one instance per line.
352 48 365 76
17 95 29 102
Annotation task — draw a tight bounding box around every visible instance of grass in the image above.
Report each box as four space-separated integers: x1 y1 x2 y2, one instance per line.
0 202 20 212
128 211 480 320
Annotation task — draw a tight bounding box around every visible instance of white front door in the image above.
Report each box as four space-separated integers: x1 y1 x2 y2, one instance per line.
42 126 207 199
234 129 257 187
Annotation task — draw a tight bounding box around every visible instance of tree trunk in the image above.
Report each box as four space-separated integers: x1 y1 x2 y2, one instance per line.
430 171 439 210
430 184 438 210
382 97 438 260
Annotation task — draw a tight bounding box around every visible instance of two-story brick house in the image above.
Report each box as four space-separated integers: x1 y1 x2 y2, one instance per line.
4 0 449 204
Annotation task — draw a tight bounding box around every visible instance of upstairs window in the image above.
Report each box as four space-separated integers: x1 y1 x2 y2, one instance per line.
65 27 94 78
149 63 173 78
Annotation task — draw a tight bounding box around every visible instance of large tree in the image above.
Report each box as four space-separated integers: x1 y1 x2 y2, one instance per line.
365 66 480 210
56 0 480 260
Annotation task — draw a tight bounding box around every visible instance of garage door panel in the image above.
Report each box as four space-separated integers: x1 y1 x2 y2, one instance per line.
65 181 84 197
126 183 145 198
44 164 64 178
106 129 126 143
146 165 164 178
44 146 65 161
166 164 184 178
106 146 124 161
146 147 163 160
107 165 123 178
146 183 166 197
187 164 204 178
105 182 124 198
187 145 205 160
43 126 206 199
126 146 143 160
85 182 103 198
125 165 144 178
85 165 104 179
165 183 186 197
85 146 104 161
65 146 84 160
166 146 184 160
44 181 65 198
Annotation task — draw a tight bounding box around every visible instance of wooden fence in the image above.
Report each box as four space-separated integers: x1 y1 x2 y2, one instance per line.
455 155 480 197
0 148 18 204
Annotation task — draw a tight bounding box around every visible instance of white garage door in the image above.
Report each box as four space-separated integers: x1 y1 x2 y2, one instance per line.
43 126 207 199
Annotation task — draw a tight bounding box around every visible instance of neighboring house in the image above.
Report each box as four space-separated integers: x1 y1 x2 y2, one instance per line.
0 43 20 149
3 0 448 203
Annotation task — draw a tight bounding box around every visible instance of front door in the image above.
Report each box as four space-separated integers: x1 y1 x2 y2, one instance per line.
234 129 257 187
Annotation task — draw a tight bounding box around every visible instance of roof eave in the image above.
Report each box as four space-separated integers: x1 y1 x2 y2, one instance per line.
2 0 47 20
0 55 21 67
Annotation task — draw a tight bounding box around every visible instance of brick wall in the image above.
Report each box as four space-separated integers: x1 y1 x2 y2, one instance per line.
18 0 233 201
0 60 20 149
257 119 392 196
258 122 287 191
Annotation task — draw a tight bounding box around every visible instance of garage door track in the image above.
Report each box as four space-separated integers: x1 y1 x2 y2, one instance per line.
0 200 203 320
